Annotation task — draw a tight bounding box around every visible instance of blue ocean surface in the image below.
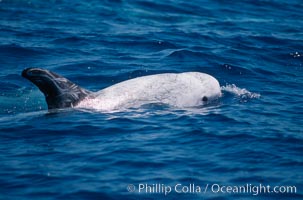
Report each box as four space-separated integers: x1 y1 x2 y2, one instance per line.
0 0 302 199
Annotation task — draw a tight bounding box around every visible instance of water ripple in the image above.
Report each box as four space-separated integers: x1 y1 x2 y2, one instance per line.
0 0 302 199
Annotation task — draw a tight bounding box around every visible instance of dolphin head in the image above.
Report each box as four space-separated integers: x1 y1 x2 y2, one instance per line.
22 68 91 109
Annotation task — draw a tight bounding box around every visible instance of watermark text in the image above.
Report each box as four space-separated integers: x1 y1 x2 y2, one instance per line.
126 183 297 196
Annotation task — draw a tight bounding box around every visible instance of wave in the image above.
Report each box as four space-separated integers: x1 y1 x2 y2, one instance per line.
51 36 89 45
164 49 209 60
221 84 261 100
0 44 47 57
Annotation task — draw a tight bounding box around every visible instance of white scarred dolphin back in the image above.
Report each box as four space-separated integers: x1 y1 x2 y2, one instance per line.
77 72 221 111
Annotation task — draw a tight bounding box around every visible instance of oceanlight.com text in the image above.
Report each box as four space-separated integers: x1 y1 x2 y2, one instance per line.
127 183 297 196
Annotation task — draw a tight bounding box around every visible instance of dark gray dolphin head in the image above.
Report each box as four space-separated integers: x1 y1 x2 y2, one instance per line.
22 68 92 109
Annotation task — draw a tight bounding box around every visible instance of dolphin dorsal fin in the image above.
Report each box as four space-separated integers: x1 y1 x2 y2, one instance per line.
22 68 92 109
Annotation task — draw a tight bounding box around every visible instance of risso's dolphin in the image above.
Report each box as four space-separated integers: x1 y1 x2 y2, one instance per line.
22 68 221 111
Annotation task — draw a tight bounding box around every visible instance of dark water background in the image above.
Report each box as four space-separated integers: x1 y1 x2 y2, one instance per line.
0 0 302 199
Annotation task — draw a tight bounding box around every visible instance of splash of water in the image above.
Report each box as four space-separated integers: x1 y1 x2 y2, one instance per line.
221 84 260 102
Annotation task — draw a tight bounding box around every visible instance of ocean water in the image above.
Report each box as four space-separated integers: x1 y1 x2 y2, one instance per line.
0 0 302 199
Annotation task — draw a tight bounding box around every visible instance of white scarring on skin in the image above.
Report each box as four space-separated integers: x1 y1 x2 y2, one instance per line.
77 72 221 111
